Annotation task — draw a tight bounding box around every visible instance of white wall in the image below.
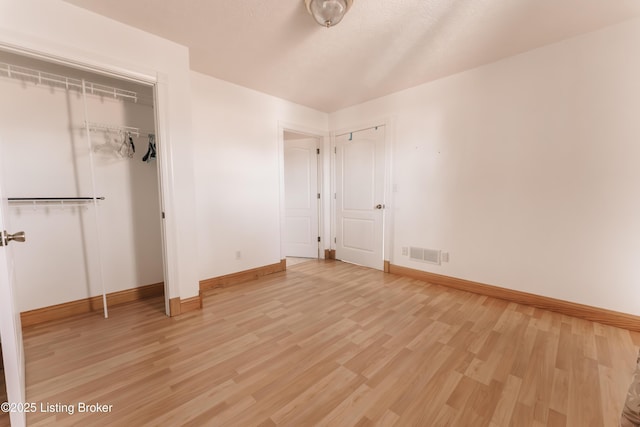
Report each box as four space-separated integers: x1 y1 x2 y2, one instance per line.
0 0 199 301
3 1 637 318
330 18 640 315
191 72 328 280
0 54 163 311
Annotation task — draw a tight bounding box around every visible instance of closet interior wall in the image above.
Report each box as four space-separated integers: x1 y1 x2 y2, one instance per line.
0 51 164 313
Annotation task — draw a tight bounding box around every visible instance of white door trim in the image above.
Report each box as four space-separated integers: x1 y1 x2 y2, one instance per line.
331 117 395 266
278 122 330 260
0 35 158 85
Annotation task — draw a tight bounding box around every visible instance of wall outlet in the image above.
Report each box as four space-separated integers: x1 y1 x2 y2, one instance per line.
235 250 241 260
402 247 408 256
441 252 449 262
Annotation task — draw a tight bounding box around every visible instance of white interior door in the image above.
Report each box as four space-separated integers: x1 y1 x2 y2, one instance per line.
0 140 27 427
335 126 385 270
284 138 319 258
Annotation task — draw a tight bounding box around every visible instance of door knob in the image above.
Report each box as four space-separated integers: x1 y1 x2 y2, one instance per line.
0 231 26 246
374 204 385 210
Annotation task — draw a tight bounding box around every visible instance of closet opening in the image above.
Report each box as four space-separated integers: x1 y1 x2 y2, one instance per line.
0 50 169 323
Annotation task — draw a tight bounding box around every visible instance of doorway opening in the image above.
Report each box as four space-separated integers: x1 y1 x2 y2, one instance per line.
282 129 324 268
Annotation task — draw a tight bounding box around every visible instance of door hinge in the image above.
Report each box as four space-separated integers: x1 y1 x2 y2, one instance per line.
334 147 337 154
162 212 165 219
334 237 337 243
334 193 336 199
318 236 321 242
317 193 321 199
316 148 320 155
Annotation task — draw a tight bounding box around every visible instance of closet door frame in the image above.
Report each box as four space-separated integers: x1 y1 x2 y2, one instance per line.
0 42 174 316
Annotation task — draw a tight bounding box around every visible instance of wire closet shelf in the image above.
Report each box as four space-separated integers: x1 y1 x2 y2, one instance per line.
7 197 106 208
0 61 139 103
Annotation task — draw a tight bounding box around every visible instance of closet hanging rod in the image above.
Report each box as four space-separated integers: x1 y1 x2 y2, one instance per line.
8 197 105 202
7 197 105 209
84 121 154 138
0 62 138 103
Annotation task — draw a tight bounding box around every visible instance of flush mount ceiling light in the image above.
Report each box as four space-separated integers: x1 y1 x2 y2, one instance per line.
305 0 354 28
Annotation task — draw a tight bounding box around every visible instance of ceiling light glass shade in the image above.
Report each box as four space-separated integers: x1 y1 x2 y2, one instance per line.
305 0 353 28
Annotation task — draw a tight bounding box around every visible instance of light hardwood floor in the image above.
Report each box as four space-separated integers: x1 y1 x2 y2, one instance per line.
286 257 316 267
14 260 640 426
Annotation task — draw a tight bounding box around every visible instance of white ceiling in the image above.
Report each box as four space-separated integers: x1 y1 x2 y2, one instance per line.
63 0 640 112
